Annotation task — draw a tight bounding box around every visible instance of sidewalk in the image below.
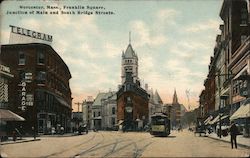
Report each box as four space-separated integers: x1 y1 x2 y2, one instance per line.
207 132 250 149
1 137 40 145
0 133 80 145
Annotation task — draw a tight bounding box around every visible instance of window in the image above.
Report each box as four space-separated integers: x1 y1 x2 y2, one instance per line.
112 117 115 125
98 111 101 116
112 107 116 115
36 71 46 84
94 112 96 117
19 51 25 65
19 70 25 81
240 8 248 25
37 51 45 64
241 35 247 44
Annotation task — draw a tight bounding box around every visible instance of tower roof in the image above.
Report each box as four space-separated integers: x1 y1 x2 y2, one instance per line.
154 90 163 104
172 89 179 105
124 44 137 58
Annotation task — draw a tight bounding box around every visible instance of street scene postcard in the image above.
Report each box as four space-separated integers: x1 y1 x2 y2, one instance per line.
0 0 250 157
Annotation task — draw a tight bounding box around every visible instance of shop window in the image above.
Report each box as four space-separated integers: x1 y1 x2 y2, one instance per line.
19 51 25 65
37 51 45 64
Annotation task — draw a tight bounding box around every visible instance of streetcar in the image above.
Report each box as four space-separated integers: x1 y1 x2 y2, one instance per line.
150 113 171 136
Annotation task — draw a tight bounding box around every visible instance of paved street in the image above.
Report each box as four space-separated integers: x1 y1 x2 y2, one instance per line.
1 130 249 157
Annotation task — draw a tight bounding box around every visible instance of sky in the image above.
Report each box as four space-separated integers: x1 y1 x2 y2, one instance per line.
1 0 223 111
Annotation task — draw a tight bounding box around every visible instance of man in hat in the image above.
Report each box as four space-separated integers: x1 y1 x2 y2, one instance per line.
229 121 238 149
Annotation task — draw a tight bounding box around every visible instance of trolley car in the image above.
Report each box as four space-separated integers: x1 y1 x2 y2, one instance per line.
150 113 171 136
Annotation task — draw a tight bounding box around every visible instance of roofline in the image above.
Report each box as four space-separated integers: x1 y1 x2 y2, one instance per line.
1 43 71 78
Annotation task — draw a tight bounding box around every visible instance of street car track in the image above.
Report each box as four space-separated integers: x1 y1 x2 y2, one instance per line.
103 136 153 158
41 133 97 158
73 132 105 157
74 133 128 157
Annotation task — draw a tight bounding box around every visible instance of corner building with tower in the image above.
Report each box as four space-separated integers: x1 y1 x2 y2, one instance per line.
117 42 149 131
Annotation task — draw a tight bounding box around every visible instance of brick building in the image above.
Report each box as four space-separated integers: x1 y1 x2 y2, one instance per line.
0 43 72 135
203 57 216 116
220 0 250 113
117 72 149 131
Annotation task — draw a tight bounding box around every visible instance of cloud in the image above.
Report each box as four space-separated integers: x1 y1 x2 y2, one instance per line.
156 8 180 25
129 20 167 47
184 19 221 33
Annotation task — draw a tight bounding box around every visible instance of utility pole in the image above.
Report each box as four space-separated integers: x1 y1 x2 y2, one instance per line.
75 102 82 128
75 102 82 113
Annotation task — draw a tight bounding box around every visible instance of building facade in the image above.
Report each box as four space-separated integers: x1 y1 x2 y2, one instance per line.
101 92 117 130
0 65 14 108
146 85 163 123
82 97 94 128
220 0 250 115
0 43 72 134
199 0 250 136
117 72 149 131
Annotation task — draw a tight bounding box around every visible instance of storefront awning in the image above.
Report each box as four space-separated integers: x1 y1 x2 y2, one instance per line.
204 116 212 125
0 109 25 121
230 102 250 120
55 95 70 108
209 115 220 125
115 120 124 126
221 115 229 120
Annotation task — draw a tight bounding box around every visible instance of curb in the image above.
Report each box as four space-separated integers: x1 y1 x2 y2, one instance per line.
207 136 250 149
40 134 80 137
1 138 41 145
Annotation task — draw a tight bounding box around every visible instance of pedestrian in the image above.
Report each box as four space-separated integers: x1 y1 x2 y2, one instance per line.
60 126 64 135
229 121 238 149
12 130 17 141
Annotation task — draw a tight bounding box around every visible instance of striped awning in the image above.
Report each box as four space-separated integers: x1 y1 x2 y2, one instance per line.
0 109 25 121
230 102 250 120
209 115 220 125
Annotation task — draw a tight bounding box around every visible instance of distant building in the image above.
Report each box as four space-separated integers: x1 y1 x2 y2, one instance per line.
169 89 186 128
0 43 72 134
91 92 117 130
162 104 172 119
101 92 117 130
82 97 94 128
72 112 83 130
147 86 163 123
91 93 105 130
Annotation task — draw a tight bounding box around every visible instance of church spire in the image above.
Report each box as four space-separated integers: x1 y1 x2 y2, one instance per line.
129 31 131 44
173 88 179 105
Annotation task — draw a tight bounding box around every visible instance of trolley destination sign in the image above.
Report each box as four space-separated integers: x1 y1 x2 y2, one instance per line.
9 25 53 42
